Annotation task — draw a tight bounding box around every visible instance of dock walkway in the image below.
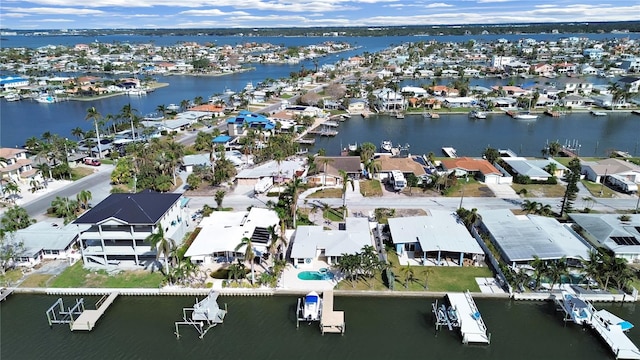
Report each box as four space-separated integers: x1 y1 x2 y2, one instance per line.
446 291 490 344
71 292 119 331
320 291 345 335
0 287 15 301
591 309 640 360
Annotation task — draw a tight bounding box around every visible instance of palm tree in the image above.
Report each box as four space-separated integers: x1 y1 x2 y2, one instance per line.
145 226 175 275
85 106 103 159
546 257 568 291
50 196 78 224
71 127 85 141
531 255 549 290
3 181 20 203
339 170 354 218
76 189 92 210
120 103 138 141
235 237 256 284
521 200 539 214
227 260 246 284
401 263 415 289
287 177 302 227
364 159 381 179
359 142 376 162
156 104 167 118
214 190 226 209
318 157 333 186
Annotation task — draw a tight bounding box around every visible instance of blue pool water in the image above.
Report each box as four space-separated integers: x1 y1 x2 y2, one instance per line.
297 270 335 281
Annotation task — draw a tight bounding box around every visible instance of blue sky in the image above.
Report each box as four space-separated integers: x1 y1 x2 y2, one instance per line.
1 0 639 30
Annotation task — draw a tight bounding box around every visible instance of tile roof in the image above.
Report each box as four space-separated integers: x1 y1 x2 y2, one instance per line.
441 157 501 175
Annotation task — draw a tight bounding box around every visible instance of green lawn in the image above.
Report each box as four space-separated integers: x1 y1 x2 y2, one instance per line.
307 188 342 198
20 274 53 287
71 167 94 180
359 180 383 197
335 252 493 292
0 269 23 286
49 261 164 288
324 208 344 222
580 179 618 198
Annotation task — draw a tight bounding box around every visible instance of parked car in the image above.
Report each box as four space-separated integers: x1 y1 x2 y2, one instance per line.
83 157 101 166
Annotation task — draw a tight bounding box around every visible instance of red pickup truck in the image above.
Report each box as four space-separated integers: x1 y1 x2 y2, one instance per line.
83 158 101 166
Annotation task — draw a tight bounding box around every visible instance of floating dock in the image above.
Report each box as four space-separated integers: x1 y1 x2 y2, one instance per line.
320 291 345 335
446 292 490 344
71 292 119 331
322 120 339 127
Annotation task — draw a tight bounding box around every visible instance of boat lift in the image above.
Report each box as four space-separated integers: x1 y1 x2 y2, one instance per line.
46 298 85 328
174 291 227 339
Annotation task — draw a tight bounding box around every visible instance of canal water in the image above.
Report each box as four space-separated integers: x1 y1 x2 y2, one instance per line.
1 294 638 359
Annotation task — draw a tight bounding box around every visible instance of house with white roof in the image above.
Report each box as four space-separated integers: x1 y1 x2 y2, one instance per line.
581 158 640 183
290 217 374 269
235 158 305 189
387 212 485 267
570 214 640 263
4 222 80 268
480 209 592 267
181 154 212 173
185 207 279 264
501 158 553 181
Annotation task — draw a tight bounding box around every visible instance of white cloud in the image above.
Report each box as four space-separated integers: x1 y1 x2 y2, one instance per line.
178 9 249 16
4 6 104 15
426 3 453 8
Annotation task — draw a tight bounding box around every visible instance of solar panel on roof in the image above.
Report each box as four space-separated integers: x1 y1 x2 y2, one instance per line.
610 236 640 246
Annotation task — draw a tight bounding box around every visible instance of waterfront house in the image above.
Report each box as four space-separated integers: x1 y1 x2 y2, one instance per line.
373 155 427 182
347 99 367 114
560 94 592 108
0 148 36 185
563 79 593 95
443 97 475 108
307 156 361 186
0 76 29 90
569 214 640 263
501 158 554 181
480 209 592 268
532 63 555 76
4 222 80 268
440 157 505 184
184 207 279 264
372 88 406 111
616 76 640 93
581 158 640 184
227 110 275 136
290 217 373 269
73 190 188 268
388 212 485 267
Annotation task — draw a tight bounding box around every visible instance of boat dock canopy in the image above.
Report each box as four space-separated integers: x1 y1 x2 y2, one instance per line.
320 291 345 335
446 291 490 344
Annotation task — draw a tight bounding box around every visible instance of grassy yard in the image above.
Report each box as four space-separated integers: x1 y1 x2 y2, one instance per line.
49 262 164 288
20 273 53 287
0 269 23 287
307 188 342 198
443 180 495 198
511 183 566 197
359 180 383 197
335 252 493 292
71 167 94 180
580 179 618 198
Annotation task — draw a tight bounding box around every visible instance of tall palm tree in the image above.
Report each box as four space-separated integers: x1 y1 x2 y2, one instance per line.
546 257 568 291
120 103 138 141
401 263 415 289
85 106 103 159
531 255 549 290
339 170 354 218
521 200 539 214
145 226 175 274
76 189 92 210
318 157 333 186
3 181 20 203
71 127 84 141
287 177 302 227
235 237 256 284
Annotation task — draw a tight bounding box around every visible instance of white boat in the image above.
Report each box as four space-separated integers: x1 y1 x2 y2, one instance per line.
301 291 322 322
381 140 393 152
127 88 147 96
514 112 538 120
348 142 358 152
4 93 20 102
558 291 593 325
167 104 180 111
442 147 458 158
590 110 607 116
470 109 487 119
35 94 56 103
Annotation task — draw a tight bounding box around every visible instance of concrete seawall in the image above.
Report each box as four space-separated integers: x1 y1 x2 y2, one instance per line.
11 287 636 302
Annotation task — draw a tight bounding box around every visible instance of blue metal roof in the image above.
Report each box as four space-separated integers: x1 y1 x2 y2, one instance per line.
213 135 232 143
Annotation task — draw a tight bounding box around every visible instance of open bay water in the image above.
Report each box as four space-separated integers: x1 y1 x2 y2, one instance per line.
1 294 639 360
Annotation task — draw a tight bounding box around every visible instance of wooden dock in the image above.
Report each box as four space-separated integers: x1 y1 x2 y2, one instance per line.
295 137 316 144
71 292 119 331
320 291 345 335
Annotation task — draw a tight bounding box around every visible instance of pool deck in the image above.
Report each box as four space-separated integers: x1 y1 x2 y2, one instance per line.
280 260 340 291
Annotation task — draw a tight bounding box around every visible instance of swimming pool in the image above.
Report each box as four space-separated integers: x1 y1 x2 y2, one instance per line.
297 269 335 281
